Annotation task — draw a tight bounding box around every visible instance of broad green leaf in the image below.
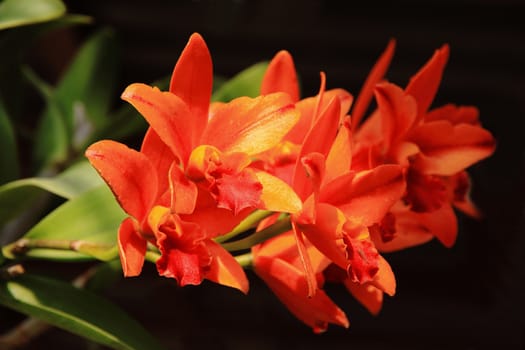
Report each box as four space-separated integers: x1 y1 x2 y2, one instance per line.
33 29 119 172
54 29 118 138
0 0 65 30
2 185 124 261
0 161 103 227
0 274 165 350
211 61 268 102
28 67 70 173
0 99 18 184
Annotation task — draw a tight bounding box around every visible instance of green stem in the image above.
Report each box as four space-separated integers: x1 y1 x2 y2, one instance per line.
145 251 160 264
234 252 253 268
215 210 273 243
221 216 292 252
6 238 118 261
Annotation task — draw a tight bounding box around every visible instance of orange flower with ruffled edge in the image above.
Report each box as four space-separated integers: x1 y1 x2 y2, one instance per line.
253 54 405 300
86 33 302 293
352 43 496 250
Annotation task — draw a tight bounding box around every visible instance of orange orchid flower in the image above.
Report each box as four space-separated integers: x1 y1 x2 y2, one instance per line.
255 50 405 298
86 33 303 293
352 43 496 250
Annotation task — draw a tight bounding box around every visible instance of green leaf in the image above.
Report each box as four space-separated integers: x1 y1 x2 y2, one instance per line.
33 29 119 172
0 161 104 227
0 274 165 350
0 0 66 30
211 61 268 102
2 185 125 261
54 29 119 140
0 99 19 184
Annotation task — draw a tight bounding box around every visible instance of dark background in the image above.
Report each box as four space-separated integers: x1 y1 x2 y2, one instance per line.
22 0 525 349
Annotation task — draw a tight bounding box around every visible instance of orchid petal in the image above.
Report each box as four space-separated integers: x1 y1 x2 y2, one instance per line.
425 104 480 125
261 50 300 102
298 203 348 270
325 118 352 184
201 93 299 155
141 128 177 199
254 170 302 214
285 88 352 145
169 33 212 144
86 140 158 220
118 218 147 277
374 82 417 149
121 83 193 164
292 221 318 297
352 38 396 130
405 44 449 120
320 164 405 227
344 281 383 315
168 163 198 215
205 240 249 294
409 120 496 175
254 255 349 333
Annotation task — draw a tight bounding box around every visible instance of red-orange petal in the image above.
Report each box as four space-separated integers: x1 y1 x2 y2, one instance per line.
405 44 450 120
344 281 383 315
325 118 352 184
254 255 349 333
86 140 158 220
254 170 302 214
201 93 300 156
352 38 396 130
169 33 212 144
168 164 198 215
260 50 300 102
409 120 496 175
118 217 147 277
320 164 405 227
205 240 249 294
121 83 194 164
374 82 417 149
141 128 177 200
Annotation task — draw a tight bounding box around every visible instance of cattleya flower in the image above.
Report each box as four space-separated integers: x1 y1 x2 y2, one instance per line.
351 43 496 251
86 33 301 292
248 50 403 331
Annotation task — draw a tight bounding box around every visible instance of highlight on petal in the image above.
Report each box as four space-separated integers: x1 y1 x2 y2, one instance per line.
254 255 349 333
405 44 450 120
118 218 147 277
201 92 300 155
325 118 352 184
254 170 302 214
352 38 396 129
261 50 300 102
121 83 194 164
169 33 213 143
205 240 249 294
409 120 496 176
86 140 158 220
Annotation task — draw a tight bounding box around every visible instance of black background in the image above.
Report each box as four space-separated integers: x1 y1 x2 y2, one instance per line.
17 1 525 349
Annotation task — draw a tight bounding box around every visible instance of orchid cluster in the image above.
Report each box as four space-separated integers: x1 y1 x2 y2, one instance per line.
86 33 495 333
